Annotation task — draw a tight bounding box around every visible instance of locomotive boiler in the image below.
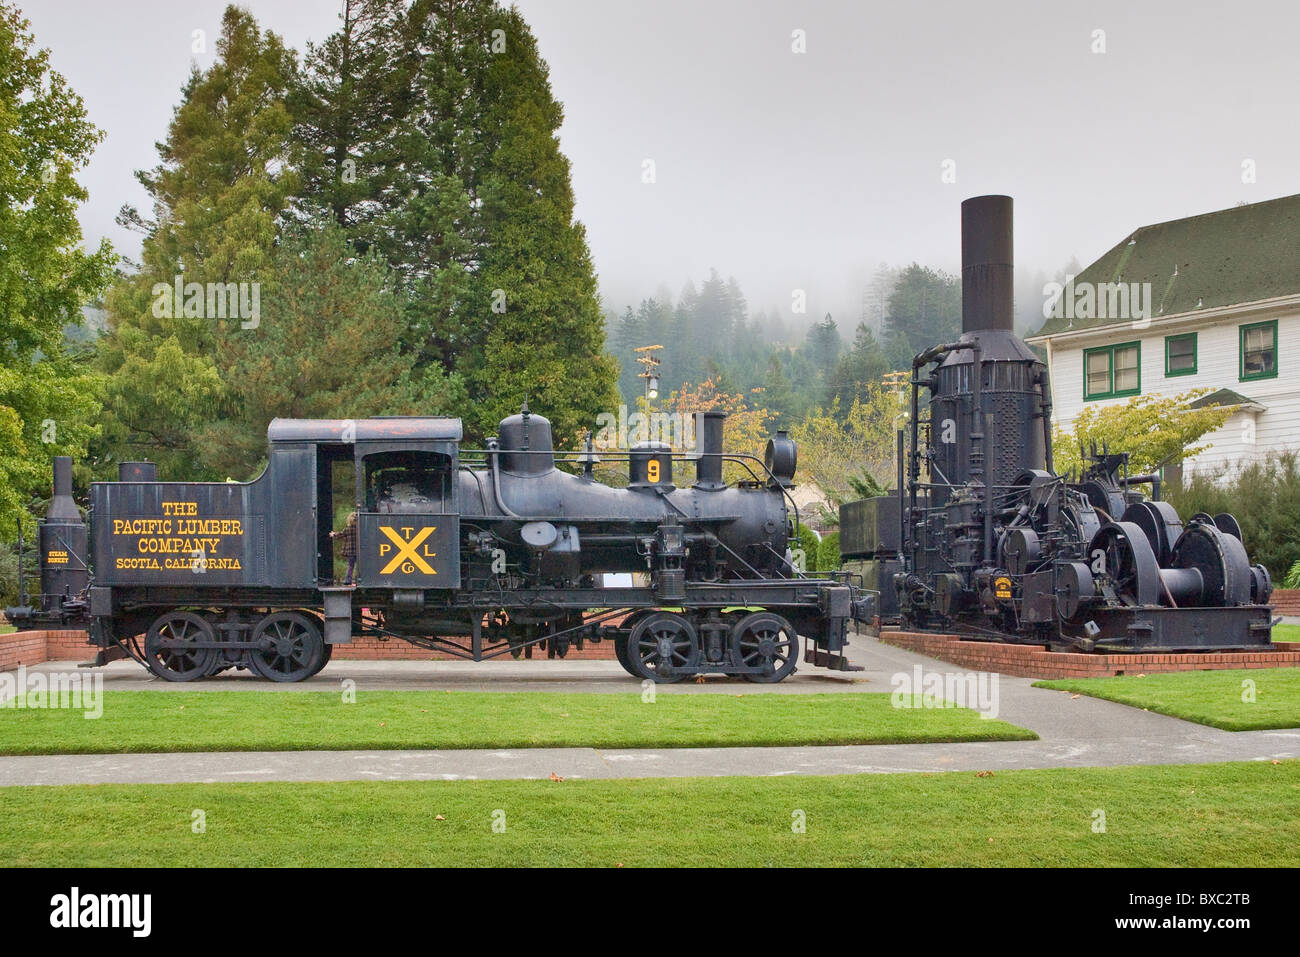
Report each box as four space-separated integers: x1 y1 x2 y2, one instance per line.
8 409 867 682
841 195 1275 651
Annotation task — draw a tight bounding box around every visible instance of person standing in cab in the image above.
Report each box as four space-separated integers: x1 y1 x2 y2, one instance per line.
330 511 358 584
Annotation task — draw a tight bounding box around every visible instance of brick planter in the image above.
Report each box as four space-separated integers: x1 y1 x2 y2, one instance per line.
878 629 1300 679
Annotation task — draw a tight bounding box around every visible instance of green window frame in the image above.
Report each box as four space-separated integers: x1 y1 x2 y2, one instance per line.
1083 341 1141 400
1165 332 1197 377
1239 320 1278 382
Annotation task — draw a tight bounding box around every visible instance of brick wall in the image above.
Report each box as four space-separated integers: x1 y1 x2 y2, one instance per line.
0 631 49 672
878 629 1300 679
1273 588 1300 617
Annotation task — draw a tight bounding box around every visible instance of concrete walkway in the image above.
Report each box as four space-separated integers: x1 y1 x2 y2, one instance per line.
1 634 1298 787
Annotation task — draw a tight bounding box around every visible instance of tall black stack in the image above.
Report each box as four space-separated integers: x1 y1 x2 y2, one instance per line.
38 456 89 613
927 195 1047 503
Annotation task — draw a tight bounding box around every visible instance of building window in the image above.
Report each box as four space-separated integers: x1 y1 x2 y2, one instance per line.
1165 333 1197 377
1240 320 1277 381
1083 341 1141 400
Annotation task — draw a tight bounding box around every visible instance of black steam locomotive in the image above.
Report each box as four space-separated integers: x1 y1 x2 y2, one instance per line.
841 195 1275 652
8 409 866 682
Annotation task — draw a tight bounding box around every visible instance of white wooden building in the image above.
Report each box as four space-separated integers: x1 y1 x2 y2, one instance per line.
1027 194 1300 480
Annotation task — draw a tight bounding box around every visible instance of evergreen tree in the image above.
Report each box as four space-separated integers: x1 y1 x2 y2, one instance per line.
804 313 842 381
290 0 414 249
98 6 298 478
762 353 796 431
341 0 619 442
201 222 462 475
456 3 617 440
827 321 890 408
884 263 960 356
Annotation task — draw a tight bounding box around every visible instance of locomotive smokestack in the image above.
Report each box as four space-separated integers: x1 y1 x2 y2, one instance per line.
961 195 1014 334
694 411 726 490
47 456 79 521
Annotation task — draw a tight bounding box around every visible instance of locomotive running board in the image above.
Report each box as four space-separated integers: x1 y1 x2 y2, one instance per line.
803 646 864 671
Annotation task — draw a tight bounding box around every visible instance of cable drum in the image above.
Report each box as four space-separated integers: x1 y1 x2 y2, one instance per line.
1088 522 1162 606
1120 500 1183 565
1169 521 1253 607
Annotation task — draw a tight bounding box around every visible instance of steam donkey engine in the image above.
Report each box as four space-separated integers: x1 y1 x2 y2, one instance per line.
841 196 1274 651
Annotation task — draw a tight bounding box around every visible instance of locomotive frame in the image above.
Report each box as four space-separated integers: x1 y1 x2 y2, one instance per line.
10 409 869 684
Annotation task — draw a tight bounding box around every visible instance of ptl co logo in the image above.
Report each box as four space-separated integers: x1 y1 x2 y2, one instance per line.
378 525 437 575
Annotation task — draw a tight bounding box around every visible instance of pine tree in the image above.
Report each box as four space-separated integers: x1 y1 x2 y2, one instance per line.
804 313 842 381
291 0 415 250
884 263 960 356
827 321 890 408
98 6 298 478
201 222 463 475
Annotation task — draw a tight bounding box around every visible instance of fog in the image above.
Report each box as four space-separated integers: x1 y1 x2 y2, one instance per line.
26 0 1300 330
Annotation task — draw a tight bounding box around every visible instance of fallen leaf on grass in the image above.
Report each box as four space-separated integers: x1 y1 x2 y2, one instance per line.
976 771 994 778
549 772 565 782
435 814 445 821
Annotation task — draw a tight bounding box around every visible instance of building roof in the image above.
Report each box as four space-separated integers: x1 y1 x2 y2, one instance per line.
1187 388 1266 413
268 417 464 444
1033 193 1300 337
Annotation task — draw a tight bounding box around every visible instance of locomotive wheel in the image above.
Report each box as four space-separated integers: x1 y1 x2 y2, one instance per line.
144 611 219 682
248 612 326 682
308 636 334 678
613 630 636 676
614 611 652 678
628 612 700 683
730 612 798 683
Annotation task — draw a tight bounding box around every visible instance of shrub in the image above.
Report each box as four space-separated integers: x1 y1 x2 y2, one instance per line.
818 531 841 573
1167 451 1300 580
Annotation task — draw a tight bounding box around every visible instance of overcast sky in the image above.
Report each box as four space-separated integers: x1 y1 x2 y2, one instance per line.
23 0 1300 328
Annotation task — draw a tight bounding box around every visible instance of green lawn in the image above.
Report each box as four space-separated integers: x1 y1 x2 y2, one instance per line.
1035 668 1300 731
1273 623 1300 642
0 690 1035 755
1 760 1296 866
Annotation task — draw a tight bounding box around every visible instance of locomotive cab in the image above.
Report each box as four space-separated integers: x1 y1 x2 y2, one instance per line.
353 445 460 589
